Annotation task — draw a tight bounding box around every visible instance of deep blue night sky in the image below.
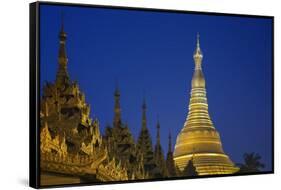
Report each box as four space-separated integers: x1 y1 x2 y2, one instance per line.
40 4 273 171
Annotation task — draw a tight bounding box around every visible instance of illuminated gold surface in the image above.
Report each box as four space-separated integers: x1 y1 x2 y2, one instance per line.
40 25 129 184
173 34 239 175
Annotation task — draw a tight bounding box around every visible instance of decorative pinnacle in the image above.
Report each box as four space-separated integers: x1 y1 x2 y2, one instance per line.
193 33 203 71
59 12 67 42
156 116 160 144
168 131 172 152
56 11 69 85
194 33 203 58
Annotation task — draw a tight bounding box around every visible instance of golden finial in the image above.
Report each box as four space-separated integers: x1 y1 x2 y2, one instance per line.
195 33 202 55
193 32 203 63
59 11 66 40
197 33 200 49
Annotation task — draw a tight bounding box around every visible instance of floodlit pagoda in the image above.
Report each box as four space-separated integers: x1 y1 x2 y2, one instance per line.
173 34 239 175
40 23 128 185
103 86 145 180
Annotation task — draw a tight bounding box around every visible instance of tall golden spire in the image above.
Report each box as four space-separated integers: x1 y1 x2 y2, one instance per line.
193 33 203 64
173 34 239 175
191 33 206 89
58 18 67 65
56 14 69 85
187 33 211 128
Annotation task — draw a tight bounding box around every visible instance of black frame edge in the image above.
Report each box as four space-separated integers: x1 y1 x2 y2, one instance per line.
30 1 40 189
271 16 274 174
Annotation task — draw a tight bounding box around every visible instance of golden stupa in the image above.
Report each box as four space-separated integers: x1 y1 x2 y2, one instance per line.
173 34 239 175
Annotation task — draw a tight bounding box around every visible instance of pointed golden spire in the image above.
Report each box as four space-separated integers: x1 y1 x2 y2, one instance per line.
193 33 203 69
58 13 67 65
195 33 202 55
191 33 205 88
56 13 69 85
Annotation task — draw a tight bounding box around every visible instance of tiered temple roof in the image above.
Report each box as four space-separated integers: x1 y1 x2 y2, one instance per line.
103 87 145 180
40 24 128 185
136 100 162 178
